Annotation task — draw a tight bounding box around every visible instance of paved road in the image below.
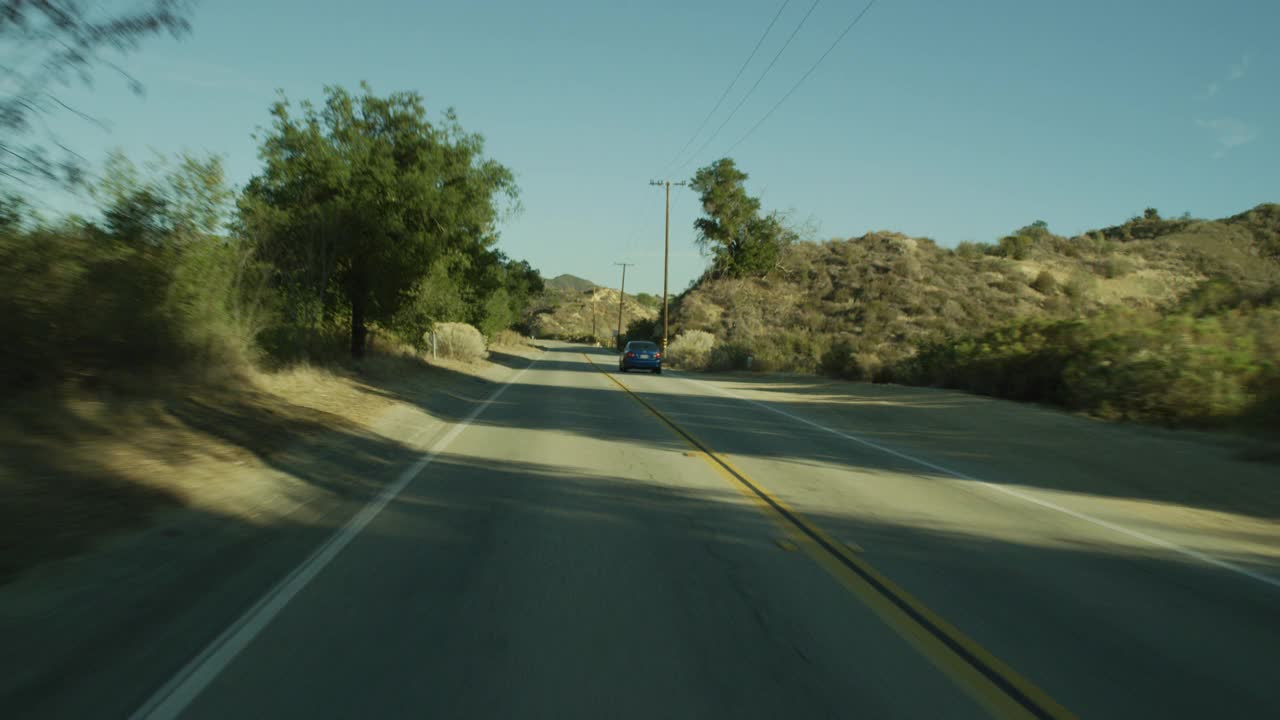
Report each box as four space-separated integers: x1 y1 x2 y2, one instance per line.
20 343 1280 718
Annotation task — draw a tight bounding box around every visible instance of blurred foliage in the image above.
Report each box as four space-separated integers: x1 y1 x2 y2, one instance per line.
0 152 266 389
900 294 1280 427
0 1 191 186
632 292 662 309
1030 270 1057 294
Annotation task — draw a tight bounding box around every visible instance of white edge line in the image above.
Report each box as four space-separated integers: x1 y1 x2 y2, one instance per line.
130 358 540 720
671 372 1280 591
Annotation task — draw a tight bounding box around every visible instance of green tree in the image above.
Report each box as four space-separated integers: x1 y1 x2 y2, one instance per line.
240 84 517 358
998 234 1033 260
1015 220 1051 243
632 292 661 309
690 158 794 278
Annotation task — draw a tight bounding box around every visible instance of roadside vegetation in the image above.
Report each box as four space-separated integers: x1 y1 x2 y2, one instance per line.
667 158 1280 430
1 6 548 579
2 84 543 396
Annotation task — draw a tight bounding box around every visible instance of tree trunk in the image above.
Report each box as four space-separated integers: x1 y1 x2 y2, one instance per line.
350 290 367 360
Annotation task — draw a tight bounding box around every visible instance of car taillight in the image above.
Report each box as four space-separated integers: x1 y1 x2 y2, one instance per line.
655 352 662 358
626 352 636 358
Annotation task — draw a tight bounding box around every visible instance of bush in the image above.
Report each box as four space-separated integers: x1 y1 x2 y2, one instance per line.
431 322 487 362
894 305 1280 427
622 317 659 348
1099 256 1135 278
820 339 888 382
998 234 1033 260
1063 273 1096 301
667 330 716 370
708 341 753 371
1030 270 1057 294
0 163 265 389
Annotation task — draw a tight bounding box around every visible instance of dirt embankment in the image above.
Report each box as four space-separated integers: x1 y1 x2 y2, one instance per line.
0 345 539 586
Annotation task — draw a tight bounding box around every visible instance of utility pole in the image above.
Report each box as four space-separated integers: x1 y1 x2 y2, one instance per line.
649 179 687 355
614 262 634 350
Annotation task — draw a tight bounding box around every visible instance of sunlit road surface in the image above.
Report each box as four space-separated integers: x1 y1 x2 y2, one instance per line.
84 344 1280 718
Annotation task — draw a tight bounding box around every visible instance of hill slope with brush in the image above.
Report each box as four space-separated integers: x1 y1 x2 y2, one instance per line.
668 205 1280 428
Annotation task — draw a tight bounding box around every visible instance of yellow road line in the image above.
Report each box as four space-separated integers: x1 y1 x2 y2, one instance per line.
584 353 1076 720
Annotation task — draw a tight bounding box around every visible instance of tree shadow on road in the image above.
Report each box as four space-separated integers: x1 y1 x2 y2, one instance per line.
11 447 1280 719
343 342 1280 524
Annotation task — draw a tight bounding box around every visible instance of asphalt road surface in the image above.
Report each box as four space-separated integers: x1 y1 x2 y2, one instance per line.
17 342 1280 719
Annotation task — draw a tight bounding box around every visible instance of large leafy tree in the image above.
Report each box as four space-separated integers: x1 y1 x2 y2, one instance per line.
0 1 191 186
690 158 793 278
240 84 517 358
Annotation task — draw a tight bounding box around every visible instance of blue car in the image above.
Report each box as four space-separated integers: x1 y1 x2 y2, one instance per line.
619 340 663 374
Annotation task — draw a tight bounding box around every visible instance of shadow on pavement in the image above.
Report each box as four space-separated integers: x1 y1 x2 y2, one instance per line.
7 339 1277 718
347 342 1280 523
7 447 1278 719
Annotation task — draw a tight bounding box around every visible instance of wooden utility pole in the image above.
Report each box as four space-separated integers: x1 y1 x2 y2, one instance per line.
614 262 634 349
649 179 687 354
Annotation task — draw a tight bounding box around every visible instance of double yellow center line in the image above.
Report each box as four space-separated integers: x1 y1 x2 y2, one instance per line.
584 353 1076 720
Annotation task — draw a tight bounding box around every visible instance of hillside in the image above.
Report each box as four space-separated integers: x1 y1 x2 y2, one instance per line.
531 286 658 346
669 204 1280 428
544 274 600 293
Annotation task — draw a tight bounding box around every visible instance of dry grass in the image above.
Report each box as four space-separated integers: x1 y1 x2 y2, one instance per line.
0 345 517 585
532 287 657 343
490 329 533 349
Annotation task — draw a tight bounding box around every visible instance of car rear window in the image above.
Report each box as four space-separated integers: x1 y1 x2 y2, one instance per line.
630 342 658 351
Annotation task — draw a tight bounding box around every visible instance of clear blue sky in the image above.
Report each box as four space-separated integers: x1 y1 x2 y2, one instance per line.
36 0 1278 295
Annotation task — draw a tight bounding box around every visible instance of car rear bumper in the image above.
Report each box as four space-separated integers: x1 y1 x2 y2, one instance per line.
621 359 662 369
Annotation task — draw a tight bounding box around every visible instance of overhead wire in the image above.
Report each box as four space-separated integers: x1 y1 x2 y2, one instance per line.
720 0 878 157
674 0 822 171
658 0 794 174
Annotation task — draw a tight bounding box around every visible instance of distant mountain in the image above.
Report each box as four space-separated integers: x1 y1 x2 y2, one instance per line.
545 274 599 293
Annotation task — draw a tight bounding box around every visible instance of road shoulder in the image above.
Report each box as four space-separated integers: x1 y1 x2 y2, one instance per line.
0 347 538 719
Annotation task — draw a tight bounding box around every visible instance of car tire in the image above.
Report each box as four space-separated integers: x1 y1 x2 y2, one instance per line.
653 368 662 375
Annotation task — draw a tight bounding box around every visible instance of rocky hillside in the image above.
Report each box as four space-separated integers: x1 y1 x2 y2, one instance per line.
672 204 1280 373
531 286 658 346
667 205 1280 428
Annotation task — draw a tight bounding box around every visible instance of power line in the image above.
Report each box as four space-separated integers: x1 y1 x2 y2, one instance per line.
675 0 822 171
721 0 878 157
659 0 793 173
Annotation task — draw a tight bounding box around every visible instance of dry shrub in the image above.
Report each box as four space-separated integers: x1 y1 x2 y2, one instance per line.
432 322 487 362
667 330 716 370
1030 270 1057 294
490 329 529 348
